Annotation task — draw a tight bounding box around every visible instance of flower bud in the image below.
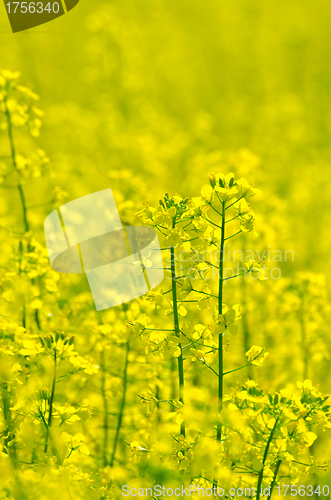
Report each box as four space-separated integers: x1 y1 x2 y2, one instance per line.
40 389 48 401
209 173 216 188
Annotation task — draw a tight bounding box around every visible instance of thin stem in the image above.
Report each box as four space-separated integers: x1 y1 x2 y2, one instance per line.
45 350 57 453
268 460 282 499
240 240 252 376
225 230 242 241
223 349 265 376
225 215 239 224
4 104 29 233
100 349 109 467
39 409 62 464
299 295 309 380
200 215 223 230
182 339 219 351
222 270 249 281
191 288 218 299
1 382 17 464
225 195 244 211
209 202 223 217
205 260 218 269
256 415 280 500
217 201 226 441
4 99 42 331
110 341 130 467
143 328 175 332
171 227 185 437
201 360 219 377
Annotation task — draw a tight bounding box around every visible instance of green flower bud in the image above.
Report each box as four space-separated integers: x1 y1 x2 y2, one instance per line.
209 172 216 188
164 193 170 208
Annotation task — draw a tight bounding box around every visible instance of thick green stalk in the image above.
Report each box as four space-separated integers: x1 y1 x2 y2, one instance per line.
45 350 57 453
171 225 185 436
110 342 130 467
217 202 226 441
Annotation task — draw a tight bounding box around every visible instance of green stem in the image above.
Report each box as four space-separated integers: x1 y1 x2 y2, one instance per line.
110 341 130 467
268 460 282 499
171 237 185 437
40 409 62 464
224 229 242 241
191 288 218 299
217 202 226 441
5 100 42 332
299 295 309 380
240 240 252 377
170 358 176 400
225 195 245 211
223 349 265 376
4 105 29 233
256 416 280 500
45 350 57 453
100 349 109 467
1 382 17 463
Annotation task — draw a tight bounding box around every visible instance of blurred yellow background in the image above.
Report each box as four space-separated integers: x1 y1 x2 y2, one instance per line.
1 0 331 273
